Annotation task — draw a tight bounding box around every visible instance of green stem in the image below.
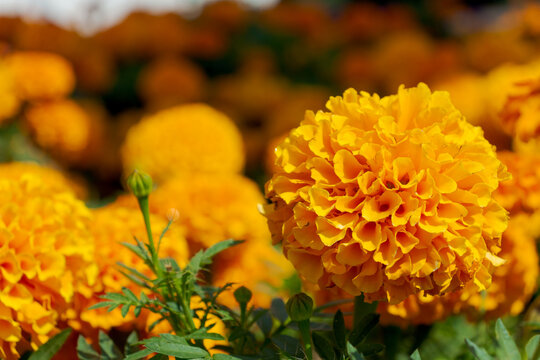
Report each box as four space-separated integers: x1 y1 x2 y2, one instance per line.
353 295 377 328
137 196 162 276
298 320 312 360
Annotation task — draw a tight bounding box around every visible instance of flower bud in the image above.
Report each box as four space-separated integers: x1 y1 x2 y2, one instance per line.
286 293 313 322
234 286 252 305
127 169 153 198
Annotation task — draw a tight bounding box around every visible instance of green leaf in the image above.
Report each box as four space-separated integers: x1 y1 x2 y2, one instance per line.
185 328 226 341
495 319 521 360
28 328 72 360
121 304 131 317
352 295 377 328
99 331 123 360
354 342 384 356
76 335 101 360
465 338 494 360
346 342 366 360
87 301 116 310
125 331 140 356
526 335 540 360
333 310 346 351
270 298 288 323
124 348 154 360
255 309 273 336
213 355 243 360
410 349 422 360
312 332 336 360
201 240 243 266
142 337 210 358
349 314 379 346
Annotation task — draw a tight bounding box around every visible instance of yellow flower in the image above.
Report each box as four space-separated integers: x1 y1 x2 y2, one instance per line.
72 204 189 332
4 51 75 101
379 214 539 324
485 59 540 145
137 56 207 111
494 151 540 218
24 99 98 166
0 161 87 199
264 84 509 304
0 61 19 124
213 241 294 308
121 104 244 183
0 173 97 359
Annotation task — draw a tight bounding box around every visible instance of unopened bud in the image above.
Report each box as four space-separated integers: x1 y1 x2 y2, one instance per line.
286 293 313 322
234 286 252 305
127 170 153 198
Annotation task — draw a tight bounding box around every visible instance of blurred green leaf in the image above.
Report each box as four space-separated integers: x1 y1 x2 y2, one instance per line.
312 332 336 360
76 335 101 360
465 338 494 360
349 314 379 347
495 319 521 360
333 310 346 351
28 328 72 360
98 331 123 360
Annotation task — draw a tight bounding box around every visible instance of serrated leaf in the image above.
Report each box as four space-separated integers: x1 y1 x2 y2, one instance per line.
333 310 346 351
201 240 242 265
270 298 288 323
465 338 494 360
410 349 422 360
117 262 151 282
354 342 384 356
99 331 123 360
312 332 336 360
186 328 226 341
76 335 101 360
28 328 72 360
122 287 139 302
349 314 379 346
87 301 116 310
495 319 521 360
526 335 540 360
121 304 131 317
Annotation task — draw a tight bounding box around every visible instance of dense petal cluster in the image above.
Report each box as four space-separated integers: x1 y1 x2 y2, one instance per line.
0 162 86 199
265 84 509 304
379 214 539 324
121 104 244 183
0 61 20 124
0 174 97 359
72 204 189 331
4 52 75 101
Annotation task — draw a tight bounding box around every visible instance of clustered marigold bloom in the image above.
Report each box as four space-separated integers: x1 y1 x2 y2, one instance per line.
0 162 87 199
0 173 97 359
24 100 95 165
4 51 75 100
265 83 509 304
485 60 540 145
494 151 540 217
378 214 539 325
0 61 19 124
121 104 244 183
213 241 294 308
72 205 189 331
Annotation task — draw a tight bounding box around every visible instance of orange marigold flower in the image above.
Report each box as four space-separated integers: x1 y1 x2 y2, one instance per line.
72 204 189 332
121 104 244 183
494 151 540 218
24 99 100 166
0 61 19 124
0 174 97 359
213 241 294 308
264 83 509 304
0 162 87 199
4 51 75 101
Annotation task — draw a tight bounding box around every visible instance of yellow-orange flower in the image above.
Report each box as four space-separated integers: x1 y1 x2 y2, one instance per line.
4 51 75 100
213 241 294 308
0 161 87 199
0 61 19 124
137 56 207 110
264 84 509 304
72 204 189 332
121 104 244 182
0 173 97 359
379 214 539 324
494 151 540 217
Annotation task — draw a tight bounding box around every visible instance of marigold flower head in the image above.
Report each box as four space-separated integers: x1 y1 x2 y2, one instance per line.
0 61 19 124
121 104 244 183
24 99 104 166
0 174 97 359
4 51 75 101
73 204 189 331
0 162 87 199
264 83 509 304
